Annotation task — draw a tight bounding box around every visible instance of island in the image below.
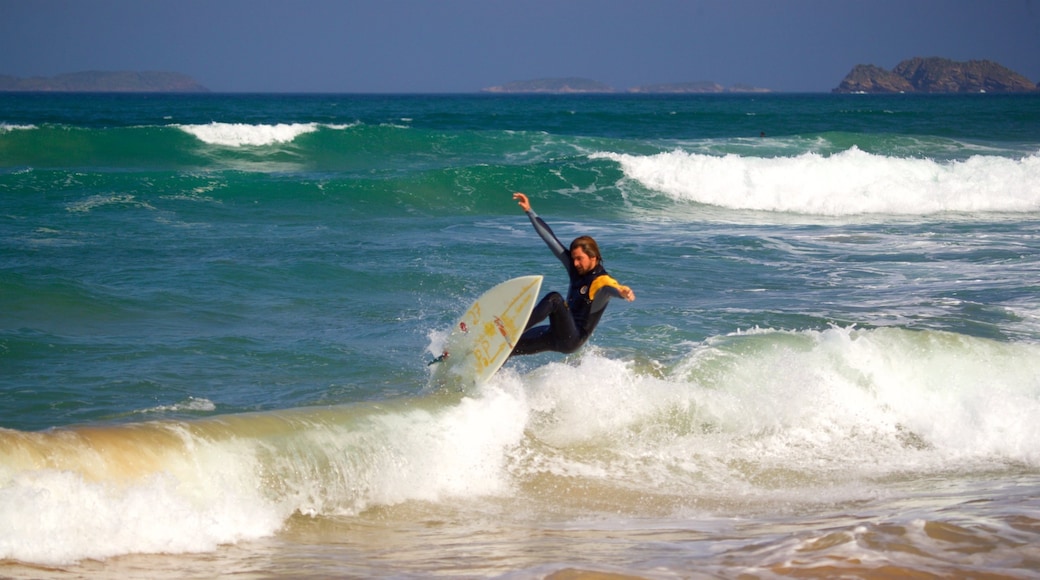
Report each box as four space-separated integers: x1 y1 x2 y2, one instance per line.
0 71 209 93
833 57 1038 94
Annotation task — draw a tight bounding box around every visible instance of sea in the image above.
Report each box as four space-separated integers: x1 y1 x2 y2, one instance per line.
2 92 1040 579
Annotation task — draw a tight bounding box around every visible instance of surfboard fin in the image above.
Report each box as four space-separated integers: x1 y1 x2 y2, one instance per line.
427 351 449 366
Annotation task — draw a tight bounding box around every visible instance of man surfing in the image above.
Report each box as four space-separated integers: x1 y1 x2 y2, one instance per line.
511 192 635 356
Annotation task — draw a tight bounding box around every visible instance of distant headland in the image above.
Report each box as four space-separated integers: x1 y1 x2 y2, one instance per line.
481 77 771 94
0 71 209 93
833 57 1038 93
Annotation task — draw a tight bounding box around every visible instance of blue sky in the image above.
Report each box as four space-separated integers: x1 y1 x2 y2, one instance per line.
2 0 1038 92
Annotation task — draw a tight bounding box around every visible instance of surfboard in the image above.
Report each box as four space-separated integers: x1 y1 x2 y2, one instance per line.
430 275 543 390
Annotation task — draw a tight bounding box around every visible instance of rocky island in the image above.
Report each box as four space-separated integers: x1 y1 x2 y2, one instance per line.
0 71 209 92
834 57 1038 93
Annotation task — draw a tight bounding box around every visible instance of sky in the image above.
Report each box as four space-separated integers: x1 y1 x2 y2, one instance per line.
2 0 1039 93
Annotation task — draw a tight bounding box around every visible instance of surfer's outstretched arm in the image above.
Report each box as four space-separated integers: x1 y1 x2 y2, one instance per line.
513 192 569 265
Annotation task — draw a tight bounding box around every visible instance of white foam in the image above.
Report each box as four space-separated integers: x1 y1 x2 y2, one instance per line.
367 388 527 505
508 328 1040 496
136 397 217 414
176 122 320 146
685 327 1040 466
0 123 36 132
280 392 529 516
595 149 1040 216
0 433 285 565
65 194 156 213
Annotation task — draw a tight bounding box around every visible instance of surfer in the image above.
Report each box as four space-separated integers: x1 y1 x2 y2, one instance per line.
510 192 635 356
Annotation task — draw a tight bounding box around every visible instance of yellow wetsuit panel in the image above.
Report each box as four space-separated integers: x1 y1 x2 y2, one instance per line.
589 275 621 301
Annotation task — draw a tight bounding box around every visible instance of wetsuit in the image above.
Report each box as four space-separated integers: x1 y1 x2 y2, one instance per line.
511 209 626 356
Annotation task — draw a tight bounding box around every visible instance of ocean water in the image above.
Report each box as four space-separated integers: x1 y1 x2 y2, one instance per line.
2 92 1040 578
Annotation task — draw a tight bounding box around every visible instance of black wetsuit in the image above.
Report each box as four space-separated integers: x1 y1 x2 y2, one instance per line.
511 210 624 356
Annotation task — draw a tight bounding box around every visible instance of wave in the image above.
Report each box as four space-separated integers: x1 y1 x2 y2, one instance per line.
175 122 327 147
4 118 1040 218
2 326 1039 564
0 122 575 174
598 148 1040 216
0 123 36 132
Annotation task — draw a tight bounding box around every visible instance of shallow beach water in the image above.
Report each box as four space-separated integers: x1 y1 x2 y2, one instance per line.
7 471 1038 578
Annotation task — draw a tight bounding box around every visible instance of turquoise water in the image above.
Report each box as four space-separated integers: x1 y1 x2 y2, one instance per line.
2 93 1040 577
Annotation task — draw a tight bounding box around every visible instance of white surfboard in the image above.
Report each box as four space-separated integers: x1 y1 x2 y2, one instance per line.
430 275 543 390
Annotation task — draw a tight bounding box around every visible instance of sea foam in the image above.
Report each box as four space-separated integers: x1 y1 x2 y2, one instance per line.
596 149 1040 216
511 327 1040 494
176 122 320 146
0 123 36 132
0 425 285 565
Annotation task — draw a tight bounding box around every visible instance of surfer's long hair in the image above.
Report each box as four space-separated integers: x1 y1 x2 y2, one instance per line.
570 236 602 263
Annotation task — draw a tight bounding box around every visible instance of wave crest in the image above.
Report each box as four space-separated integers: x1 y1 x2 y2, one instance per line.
596 149 1040 215
176 122 321 146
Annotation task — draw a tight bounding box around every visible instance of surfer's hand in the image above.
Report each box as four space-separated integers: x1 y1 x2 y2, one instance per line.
619 285 635 301
513 192 531 212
